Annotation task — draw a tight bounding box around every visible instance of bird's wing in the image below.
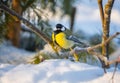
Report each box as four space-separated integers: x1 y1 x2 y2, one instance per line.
68 35 89 47
68 35 83 44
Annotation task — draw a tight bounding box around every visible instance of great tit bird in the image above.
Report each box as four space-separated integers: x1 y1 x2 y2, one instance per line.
52 23 87 61
52 23 87 49
52 24 74 49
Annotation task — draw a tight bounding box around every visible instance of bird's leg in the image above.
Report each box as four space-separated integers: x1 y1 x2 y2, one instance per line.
50 43 60 56
70 48 79 61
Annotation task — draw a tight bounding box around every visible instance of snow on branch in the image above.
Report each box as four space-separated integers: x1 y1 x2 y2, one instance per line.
71 32 120 65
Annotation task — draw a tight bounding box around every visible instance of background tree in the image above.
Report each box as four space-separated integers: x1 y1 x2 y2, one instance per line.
0 0 36 47
6 0 22 47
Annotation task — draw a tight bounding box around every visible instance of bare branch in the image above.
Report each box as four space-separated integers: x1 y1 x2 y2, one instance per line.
87 32 120 52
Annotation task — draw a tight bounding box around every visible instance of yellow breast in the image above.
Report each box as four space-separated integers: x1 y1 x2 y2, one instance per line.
55 32 74 49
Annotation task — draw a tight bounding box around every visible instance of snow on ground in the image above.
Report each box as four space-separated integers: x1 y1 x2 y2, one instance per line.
0 59 120 83
0 43 120 83
0 42 35 64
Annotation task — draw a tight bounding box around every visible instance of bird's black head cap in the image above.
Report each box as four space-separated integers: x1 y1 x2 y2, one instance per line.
56 24 63 29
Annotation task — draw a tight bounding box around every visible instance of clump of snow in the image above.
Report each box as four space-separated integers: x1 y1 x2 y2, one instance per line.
0 59 120 83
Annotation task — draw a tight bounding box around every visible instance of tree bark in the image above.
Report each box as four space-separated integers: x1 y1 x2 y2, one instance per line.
6 0 22 47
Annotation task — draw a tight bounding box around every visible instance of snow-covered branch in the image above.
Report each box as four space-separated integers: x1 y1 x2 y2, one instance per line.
71 32 120 65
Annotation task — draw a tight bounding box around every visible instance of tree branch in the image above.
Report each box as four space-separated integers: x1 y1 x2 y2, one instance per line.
71 32 120 65
87 32 120 52
0 2 52 44
0 2 61 56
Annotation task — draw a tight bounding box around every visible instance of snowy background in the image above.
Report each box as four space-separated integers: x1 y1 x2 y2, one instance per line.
0 59 120 83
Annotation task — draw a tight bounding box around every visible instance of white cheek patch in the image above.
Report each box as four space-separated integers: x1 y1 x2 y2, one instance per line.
53 25 66 31
61 27 65 31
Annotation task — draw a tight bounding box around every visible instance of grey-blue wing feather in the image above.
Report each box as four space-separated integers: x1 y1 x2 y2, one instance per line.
67 35 89 47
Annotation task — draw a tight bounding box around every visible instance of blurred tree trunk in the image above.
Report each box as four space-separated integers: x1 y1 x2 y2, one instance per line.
6 0 22 47
6 0 35 47
98 0 114 59
70 7 76 32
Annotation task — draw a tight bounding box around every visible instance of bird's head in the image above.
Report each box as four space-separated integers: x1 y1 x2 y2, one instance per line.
56 23 63 30
55 23 66 31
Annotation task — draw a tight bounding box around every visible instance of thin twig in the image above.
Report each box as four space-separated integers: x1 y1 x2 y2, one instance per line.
87 32 120 52
110 62 118 83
